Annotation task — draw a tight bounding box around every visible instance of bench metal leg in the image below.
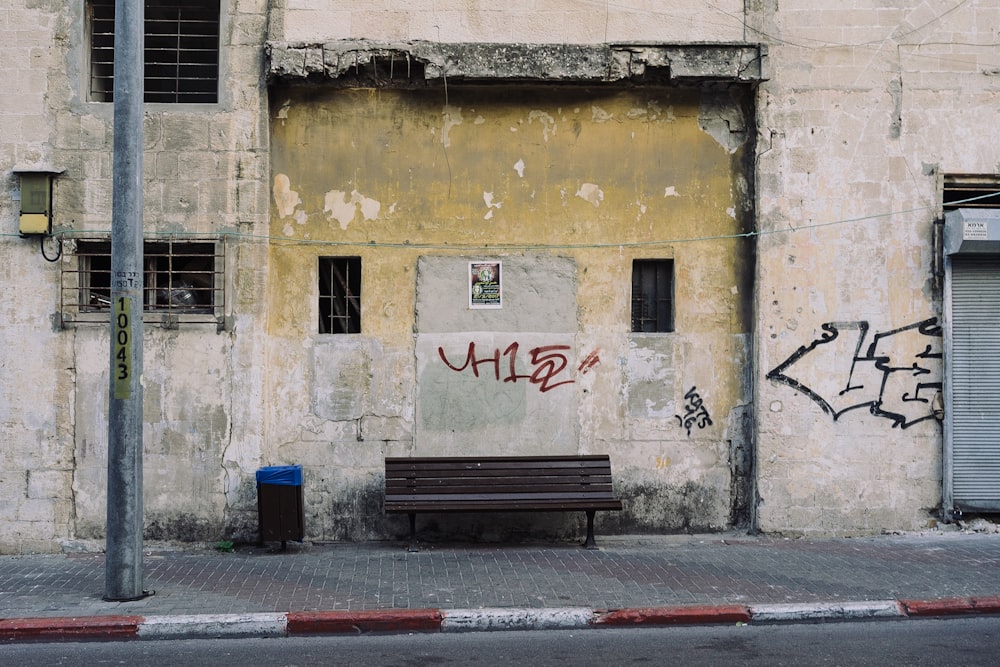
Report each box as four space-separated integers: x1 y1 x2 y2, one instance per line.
583 510 598 550
407 513 419 552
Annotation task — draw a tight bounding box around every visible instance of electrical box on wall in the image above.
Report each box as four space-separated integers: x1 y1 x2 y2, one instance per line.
944 208 1000 255
12 168 62 236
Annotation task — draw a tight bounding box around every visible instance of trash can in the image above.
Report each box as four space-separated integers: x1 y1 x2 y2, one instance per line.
256 465 304 549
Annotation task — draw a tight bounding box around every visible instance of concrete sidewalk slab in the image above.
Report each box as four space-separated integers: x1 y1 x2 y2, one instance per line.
1 532 999 642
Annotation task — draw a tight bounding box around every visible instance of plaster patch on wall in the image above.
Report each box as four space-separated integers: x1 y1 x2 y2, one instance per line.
483 191 502 220
591 105 613 123
698 92 747 154
513 159 525 177
626 339 677 417
528 110 556 142
312 339 371 422
576 183 604 207
441 105 463 147
664 186 679 197
324 189 381 230
626 100 668 121
272 173 301 219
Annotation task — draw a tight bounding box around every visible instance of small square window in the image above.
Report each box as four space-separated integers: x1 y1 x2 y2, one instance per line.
631 259 674 332
62 238 223 324
319 257 361 334
88 0 220 104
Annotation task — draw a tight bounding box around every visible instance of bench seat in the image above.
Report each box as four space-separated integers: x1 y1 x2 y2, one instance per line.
384 455 622 550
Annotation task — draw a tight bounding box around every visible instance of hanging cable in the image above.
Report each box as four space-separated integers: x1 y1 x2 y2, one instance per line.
40 234 63 262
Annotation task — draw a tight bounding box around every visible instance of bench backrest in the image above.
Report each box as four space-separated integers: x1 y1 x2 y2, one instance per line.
384 455 622 511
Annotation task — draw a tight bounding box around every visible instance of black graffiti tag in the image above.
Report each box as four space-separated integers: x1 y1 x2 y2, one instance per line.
766 318 942 429
675 386 713 436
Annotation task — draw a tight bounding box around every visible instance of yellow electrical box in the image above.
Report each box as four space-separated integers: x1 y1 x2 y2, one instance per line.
14 170 58 236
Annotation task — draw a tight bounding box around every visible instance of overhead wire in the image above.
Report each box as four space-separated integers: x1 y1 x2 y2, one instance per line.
9 190 995 251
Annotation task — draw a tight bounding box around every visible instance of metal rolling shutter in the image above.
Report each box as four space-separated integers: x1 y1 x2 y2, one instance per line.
951 255 1000 509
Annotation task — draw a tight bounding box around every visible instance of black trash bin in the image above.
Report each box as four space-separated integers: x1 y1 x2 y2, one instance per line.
256 465 304 550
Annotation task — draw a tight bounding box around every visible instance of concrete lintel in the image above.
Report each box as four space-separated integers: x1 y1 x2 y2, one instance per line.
265 40 766 85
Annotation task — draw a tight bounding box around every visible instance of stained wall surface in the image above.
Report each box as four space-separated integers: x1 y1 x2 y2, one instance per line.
2 0 996 552
268 85 754 539
0 0 273 552
751 0 999 534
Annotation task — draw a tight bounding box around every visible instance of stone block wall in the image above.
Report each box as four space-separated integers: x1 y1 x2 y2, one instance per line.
2 0 997 551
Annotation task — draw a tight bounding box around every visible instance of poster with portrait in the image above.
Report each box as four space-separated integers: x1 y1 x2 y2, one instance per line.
469 261 502 309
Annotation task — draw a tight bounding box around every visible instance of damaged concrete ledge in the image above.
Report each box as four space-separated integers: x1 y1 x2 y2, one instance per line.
266 40 767 86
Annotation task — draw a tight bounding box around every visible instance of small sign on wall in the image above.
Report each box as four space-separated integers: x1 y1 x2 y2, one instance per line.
469 261 502 309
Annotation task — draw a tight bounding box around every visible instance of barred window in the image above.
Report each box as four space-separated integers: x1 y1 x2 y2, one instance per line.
61 238 224 325
319 257 361 334
88 0 220 103
944 174 1000 210
631 259 674 333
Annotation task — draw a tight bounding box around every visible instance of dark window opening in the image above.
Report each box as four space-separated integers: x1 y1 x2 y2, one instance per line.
64 239 222 321
319 257 361 334
88 0 220 103
631 259 674 333
944 174 1000 210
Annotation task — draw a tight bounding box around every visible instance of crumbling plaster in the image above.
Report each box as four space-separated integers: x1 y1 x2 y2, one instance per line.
266 40 766 85
266 79 756 538
5 0 998 551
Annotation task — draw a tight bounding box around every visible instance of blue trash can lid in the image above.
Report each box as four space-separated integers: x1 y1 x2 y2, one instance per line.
256 465 302 486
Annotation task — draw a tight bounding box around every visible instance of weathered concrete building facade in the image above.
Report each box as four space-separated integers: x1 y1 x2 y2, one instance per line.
1 1 997 552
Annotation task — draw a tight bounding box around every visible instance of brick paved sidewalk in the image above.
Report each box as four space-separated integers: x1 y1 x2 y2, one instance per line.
2 531 999 622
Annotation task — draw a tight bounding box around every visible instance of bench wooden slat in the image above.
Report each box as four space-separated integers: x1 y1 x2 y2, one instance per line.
388 485 615 496
384 454 622 551
386 455 612 462
387 489 616 498
388 466 610 477
387 503 624 512
385 475 611 489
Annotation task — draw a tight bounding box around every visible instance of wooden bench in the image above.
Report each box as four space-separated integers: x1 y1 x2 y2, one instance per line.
384 455 622 551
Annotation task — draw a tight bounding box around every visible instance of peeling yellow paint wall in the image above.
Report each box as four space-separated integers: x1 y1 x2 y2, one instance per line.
268 85 755 538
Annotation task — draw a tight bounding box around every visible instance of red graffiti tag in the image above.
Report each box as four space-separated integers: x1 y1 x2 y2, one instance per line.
577 350 601 374
438 342 600 393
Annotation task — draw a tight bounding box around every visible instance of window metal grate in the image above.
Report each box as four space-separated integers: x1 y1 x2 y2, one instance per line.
89 0 220 103
319 257 361 334
944 174 1000 210
631 259 674 333
61 237 225 325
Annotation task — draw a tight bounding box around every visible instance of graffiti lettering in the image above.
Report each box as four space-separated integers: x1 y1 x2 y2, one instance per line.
674 386 713 436
438 342 600 393
578 350 601 374
766 318 942 429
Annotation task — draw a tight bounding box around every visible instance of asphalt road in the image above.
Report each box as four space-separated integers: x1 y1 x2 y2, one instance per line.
3 617 999 666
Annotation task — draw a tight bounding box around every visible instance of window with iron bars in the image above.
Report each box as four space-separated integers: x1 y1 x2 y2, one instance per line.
61 238 224 325
943 174 1000 210
88 0 220 103
319 257 361 334
631 259 674 333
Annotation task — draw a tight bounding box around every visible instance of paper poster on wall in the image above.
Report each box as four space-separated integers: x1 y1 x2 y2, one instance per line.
469 261 502 309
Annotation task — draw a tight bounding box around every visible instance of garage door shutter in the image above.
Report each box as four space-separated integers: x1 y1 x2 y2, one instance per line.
950 255 1000 509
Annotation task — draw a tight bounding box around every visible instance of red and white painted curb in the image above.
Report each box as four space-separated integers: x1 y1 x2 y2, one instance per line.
2 597 1000 642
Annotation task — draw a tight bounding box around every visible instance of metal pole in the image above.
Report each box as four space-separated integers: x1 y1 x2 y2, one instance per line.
105 0 146 602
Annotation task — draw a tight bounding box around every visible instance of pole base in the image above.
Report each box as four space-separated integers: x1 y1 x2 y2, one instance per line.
103 589 155 603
